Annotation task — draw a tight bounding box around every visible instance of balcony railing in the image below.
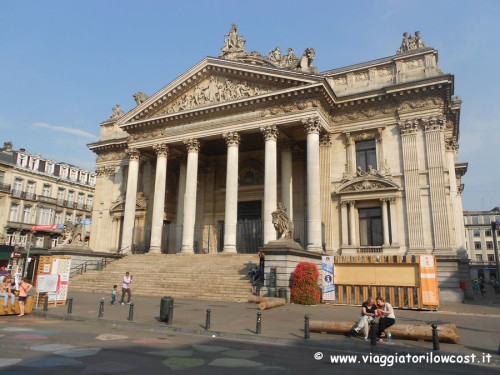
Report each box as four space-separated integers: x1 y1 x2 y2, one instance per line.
356 246 384 254
37 195 58 205
0 182 11 193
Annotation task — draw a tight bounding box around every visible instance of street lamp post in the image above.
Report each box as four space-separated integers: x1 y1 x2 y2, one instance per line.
490 222 500 292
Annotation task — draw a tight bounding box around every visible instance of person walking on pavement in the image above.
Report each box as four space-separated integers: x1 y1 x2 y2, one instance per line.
120 272 132 305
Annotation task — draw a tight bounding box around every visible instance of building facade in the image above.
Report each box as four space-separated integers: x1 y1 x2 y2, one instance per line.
464 208 500 281
0 142 96 250
88 27 468 301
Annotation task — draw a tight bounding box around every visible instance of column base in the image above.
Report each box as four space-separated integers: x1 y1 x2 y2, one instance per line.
306 246 324 253
222 246 237 253
149 247 162 254
180 246 194 254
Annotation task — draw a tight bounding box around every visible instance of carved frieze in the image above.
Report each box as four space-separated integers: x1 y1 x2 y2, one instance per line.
130 128 163 142
404 58 424 70
260 100 318 117
95 165 117 177
331 105 394 124
96 150 126 163
398 97 443 111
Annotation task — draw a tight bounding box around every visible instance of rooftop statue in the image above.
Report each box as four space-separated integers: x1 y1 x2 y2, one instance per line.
397 31 426 54
110 104 125 119
133 91 149 106
220 24 246 56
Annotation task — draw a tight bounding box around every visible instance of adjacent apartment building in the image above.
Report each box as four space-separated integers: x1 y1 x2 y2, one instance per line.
463 207 500 281
0 142 96 250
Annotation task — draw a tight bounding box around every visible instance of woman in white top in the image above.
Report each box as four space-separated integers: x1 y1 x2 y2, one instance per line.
375 296 396 341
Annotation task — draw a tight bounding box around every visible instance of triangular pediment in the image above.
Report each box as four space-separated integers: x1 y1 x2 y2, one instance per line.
117 58 325 126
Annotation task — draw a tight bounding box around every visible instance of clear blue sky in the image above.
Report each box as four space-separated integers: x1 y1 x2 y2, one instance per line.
1 0 499 211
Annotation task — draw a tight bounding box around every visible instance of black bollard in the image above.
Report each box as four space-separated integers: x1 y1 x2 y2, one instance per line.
127 303 134 321
167 304 173 325
370 319 377 347
304 315 310 339
66 297 73 315
431 323 440 351
43 296 48 312
98 298 104 318
205 309 211 330
256 312 262 334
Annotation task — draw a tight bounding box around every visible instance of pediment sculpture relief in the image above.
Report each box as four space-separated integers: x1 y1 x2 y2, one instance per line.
154 76 271 116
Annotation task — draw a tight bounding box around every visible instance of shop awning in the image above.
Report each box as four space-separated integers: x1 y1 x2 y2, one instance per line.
0 252 11 260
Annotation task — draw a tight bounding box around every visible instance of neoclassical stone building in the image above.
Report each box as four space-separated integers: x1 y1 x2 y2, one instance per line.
88 27 467 301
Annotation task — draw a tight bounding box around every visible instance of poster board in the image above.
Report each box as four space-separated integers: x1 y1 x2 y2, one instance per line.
35 255 71 305
36 274 59 293
419 255 439 306
321 256 335 301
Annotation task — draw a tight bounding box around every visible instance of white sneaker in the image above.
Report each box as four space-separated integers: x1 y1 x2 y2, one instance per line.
354 327 360 334
121 302 125 305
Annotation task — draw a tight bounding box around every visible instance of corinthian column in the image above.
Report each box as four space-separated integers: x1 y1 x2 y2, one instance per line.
180 139 200 254
223 132 240 253
149 143 169 254
302 117 323 252
260 125 279 244
122 148 140 253
280 139 293 221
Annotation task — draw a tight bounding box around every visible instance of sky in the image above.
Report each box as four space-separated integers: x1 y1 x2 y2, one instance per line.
1 0 499 211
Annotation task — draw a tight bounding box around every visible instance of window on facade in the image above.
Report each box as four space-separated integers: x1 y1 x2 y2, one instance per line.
70 169 77 181
26 181 35 199
68 191 75 205
471 216 479 225
486 241 493 250
89 175 96 186
80 173 87 184
39 207 53 225
355 140 377 172
485 229 492 237
358 207 383 246
23 206 32 224
9 204 19 222
13 178 23 196
474 242 482 250
65 212 73 222
18 154 27 167
57 188 65 203
487 254 495 262
46 162 54 175
55 211 63 224
42 184 51 197
476 254 483 262
86 196 93 208
0 170 4 184
473 229 481 237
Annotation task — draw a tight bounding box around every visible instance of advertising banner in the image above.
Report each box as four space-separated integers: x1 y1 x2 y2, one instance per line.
419 255 439 306
321 256 335 301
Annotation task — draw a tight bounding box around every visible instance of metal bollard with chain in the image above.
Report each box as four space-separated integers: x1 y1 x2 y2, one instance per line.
205 309 211 330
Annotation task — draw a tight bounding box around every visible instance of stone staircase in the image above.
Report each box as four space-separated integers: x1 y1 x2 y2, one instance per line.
69 253 259 302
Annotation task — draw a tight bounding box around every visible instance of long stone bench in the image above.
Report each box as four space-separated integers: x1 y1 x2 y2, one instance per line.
309 320 460 344
0 297 34 316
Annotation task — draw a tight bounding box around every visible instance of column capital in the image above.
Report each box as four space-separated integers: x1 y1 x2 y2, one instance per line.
260 125 279 141
398 119 419 135
222 131 241 147
422 116 446 132
340 200 349 207
445 137 458 151
320 132 332 147
183 138 201 153
125 147 141 161
380 197 390 203
153 143 169 157
347 200 356 207
302 116 321 134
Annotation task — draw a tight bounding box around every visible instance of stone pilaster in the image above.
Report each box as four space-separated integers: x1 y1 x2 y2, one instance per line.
348 201 357 246
381 198 390 246
320 132 332 251
340 201 349 247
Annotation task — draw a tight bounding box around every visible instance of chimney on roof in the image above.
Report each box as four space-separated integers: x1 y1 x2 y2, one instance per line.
2 142 12 151
19 148 26 152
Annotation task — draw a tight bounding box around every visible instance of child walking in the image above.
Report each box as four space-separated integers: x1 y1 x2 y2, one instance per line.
111 285 117 305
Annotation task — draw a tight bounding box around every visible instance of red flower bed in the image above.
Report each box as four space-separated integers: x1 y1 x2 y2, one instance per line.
291 261 320 305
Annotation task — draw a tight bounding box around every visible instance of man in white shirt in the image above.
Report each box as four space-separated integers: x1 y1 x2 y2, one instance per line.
120 271 132 305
